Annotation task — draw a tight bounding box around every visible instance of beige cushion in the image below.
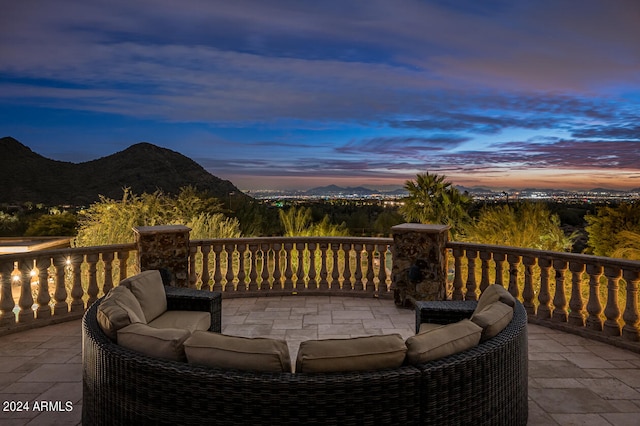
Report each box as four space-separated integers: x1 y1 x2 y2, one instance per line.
117 323 190 361
405 320 482 365
184 331 291 373
418 322 446 334
120 270 167 322
473 284 516 317
471 301 514 341
295 334 407 373
148 310 211 333
97 285 146 340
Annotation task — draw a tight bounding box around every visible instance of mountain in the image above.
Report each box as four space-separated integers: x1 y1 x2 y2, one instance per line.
0 137 245 205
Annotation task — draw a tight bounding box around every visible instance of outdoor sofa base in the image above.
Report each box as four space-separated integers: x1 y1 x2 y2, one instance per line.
82 292 527 425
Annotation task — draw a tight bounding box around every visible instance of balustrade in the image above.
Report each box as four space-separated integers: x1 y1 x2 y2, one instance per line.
0 244 136 334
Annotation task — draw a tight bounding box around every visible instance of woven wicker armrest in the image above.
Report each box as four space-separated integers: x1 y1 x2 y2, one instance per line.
414 300 478 333
164 286 222 332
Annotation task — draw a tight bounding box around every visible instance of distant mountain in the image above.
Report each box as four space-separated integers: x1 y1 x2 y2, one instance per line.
0 137 246 205
304 185 376 196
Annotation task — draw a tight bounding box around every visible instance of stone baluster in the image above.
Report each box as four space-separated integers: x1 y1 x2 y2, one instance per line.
86 253 100 305
568 261 586 326
376 244 389 293
260 243 270 290
53 256 69 316
622 269 640 341
283 242 294 290
341 243 352 291
603 266 622 336
552 260 569 322
225 244 236 292
35 257 52 319
0 261 16 326
212 244 223 291
537 258 552 319
295 242 305 290
188 245 198 288
479 250 492 293
18 263 34 323
493 253 506 288
465 250 478 300
248 243 259 291
236 243 247 292
117 249 130 283
318 242 329 290
353 243 364 291
307 242 317 290
522 256 536 315
452 247 464 300
507 254 521 299
330 243 341 290
102 252 115 295
199 244 212 290
365 243 376 292
585 264 604 331
70 255 84 312
272 243 283 291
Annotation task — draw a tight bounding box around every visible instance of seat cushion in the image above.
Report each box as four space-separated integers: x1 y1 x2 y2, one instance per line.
295 334 407 373
119 270 167 322
418 322 446 334
405 319 482 365
473 284 516 317
117 323 191 361
148 310 211 333
184 331 291 373
471 301 514 341
97 285 146 340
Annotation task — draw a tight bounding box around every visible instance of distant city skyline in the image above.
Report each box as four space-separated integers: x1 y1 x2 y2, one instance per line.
1 1 639 191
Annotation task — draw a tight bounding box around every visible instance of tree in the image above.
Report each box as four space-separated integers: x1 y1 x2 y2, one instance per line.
400 172 471 236
279 206 348 236
585 203 640 257
611 230 640 260
460 202 574 251
24 212 78 236
75 187 240 246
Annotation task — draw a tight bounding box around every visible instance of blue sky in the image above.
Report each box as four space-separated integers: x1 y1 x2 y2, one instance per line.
1 0 639 190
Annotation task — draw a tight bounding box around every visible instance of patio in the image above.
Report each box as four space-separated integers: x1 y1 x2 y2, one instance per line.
1 296 640 425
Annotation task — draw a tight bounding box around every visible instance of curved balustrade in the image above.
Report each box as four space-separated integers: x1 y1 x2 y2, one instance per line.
447 241 640 350
0 243 137 335
188 237 393 297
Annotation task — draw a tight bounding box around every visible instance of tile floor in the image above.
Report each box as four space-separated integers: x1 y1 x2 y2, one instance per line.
1 296 640 425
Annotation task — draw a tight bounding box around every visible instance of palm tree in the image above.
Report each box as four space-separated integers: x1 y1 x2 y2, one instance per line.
400 172 471 236
612 230 640 260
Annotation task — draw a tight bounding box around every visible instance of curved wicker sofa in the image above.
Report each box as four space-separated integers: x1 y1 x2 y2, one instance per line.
83 291 527 426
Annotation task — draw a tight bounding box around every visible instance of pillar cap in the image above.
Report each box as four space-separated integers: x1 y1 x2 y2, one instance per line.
133 225 191 235
391 223 449 233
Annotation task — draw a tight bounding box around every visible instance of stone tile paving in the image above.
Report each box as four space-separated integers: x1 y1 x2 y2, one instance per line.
1 296 640 425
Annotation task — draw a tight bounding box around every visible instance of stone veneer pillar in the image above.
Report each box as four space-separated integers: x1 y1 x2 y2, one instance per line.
134 225 191 288
391 223 449 307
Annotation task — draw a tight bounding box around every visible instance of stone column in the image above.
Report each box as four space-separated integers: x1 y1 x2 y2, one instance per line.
391 223 449 307
134 225 191 287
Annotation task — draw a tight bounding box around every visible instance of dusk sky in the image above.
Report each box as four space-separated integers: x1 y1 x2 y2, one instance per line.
1 0 639 191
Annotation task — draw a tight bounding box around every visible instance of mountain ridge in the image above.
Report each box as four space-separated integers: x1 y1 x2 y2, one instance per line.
0 137 245 205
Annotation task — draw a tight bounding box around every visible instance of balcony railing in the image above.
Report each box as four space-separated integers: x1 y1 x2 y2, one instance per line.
1 233 639 352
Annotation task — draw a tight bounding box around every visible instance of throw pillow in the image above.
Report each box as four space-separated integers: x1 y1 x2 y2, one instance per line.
97 285 146 340
120 270 167 322
473 284 516 317
470 301 514 341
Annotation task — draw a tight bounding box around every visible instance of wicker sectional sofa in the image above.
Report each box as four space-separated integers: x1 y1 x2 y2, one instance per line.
82 283 528 425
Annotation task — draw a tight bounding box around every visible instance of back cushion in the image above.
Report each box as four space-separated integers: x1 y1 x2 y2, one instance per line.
120 270 167 322
470 301 514 341
405 319 482 365
97 285 146 340
117 323 191 362
296 334 407 373
473 284 516 317
184 331 292 373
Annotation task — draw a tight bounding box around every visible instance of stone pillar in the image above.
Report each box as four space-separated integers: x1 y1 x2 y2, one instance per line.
134 225 191 287
391 223 449 307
